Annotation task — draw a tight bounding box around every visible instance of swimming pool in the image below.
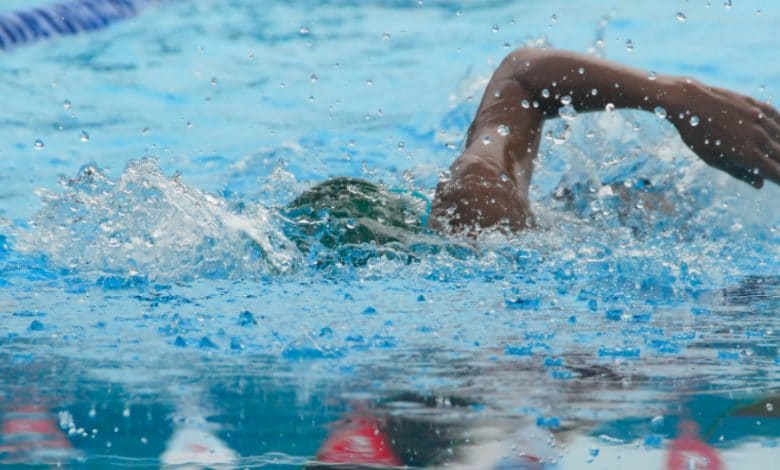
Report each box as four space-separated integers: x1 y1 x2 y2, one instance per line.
0 0 778 467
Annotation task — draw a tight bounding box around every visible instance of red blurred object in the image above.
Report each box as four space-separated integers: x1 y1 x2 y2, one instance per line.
0 406 74 462
666 421 724 470
316 417 402 467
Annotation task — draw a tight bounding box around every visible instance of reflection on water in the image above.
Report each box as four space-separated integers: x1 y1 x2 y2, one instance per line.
1 347 777 469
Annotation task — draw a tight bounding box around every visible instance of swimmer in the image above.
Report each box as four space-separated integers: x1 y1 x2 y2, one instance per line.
292 48 780 242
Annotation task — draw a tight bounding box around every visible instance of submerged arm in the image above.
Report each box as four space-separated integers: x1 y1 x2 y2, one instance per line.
430 48 780 233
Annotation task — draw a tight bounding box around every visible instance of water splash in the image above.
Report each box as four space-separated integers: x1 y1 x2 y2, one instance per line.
16 158 299 281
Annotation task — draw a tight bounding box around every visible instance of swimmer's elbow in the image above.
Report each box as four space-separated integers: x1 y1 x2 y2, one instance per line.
495 48 552 82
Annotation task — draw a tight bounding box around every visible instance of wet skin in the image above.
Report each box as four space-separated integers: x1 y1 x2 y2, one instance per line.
429 48 780 234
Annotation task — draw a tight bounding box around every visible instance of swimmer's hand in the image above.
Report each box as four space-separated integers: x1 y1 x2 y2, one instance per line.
669 80 780 188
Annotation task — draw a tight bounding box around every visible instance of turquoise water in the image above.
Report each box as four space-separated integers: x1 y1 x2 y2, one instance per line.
0 0 778 468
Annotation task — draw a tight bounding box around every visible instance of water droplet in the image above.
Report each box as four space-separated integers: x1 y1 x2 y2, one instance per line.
521 99 530 109
724 0 732 9
654 106 667 119
689 115 700 126
605 103 615 112
142 127 150 135
482 135 493 145
63 99 72 110
397 142 405 150
542 88 550 98
210 77 217 86
248 51 255 60
676 12 687 21
585 129 596 139
625 39 634 52
548 122 571 144
491 25 499 32
299 26 310 34
383 32 390 40
550 14 558 22
648 70 657 80
34 139 44 150
560 95 572 105
310 74 319 83
80 131 89 142
366 79 374 86
591 88 598 96
500 173 510 183
497 124 510 136
558 104 577 121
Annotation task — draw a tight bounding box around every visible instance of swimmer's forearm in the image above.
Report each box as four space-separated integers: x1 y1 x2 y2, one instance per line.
497 48 682 118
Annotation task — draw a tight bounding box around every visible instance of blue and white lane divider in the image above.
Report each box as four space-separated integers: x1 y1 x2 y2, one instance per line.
0 0 158 51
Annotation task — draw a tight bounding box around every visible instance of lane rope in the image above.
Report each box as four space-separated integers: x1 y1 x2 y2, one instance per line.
0 0 158 51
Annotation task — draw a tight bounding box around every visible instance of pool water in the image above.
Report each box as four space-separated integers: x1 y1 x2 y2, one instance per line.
0 0 778 468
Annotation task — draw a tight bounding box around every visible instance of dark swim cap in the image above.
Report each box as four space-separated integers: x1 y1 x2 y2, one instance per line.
285 177 426 249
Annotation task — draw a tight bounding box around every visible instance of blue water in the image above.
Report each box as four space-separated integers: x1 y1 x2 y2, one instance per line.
0 0 778 468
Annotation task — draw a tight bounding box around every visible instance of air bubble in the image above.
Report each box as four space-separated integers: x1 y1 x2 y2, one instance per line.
625 39 634 52
676 12 687 22
299 26 310 34
80 131 89 143
521 99 530 109
605 103 615 112
560 95 572 105
648 71 657 80
142 127 150 135
310 74 319 83
397 142 405 150
689 115 700 126
63 99 72 110
482 135 493 145
654 106 667 119
591 88 598 96
542 88 550 98
578 67 585 75
532 100 539 108
34 139 45 150
550 14 558 22
724 0 732 9
366 79 374 86
767 403 774 412
491 25 499 32
497 124 510 136
383 32 390 40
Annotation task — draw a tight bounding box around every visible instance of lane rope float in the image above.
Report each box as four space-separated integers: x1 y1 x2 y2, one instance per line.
0 0 160 51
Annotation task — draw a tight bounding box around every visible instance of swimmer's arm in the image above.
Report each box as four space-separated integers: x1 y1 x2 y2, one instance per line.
499 48 780 187
430 48 780 233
